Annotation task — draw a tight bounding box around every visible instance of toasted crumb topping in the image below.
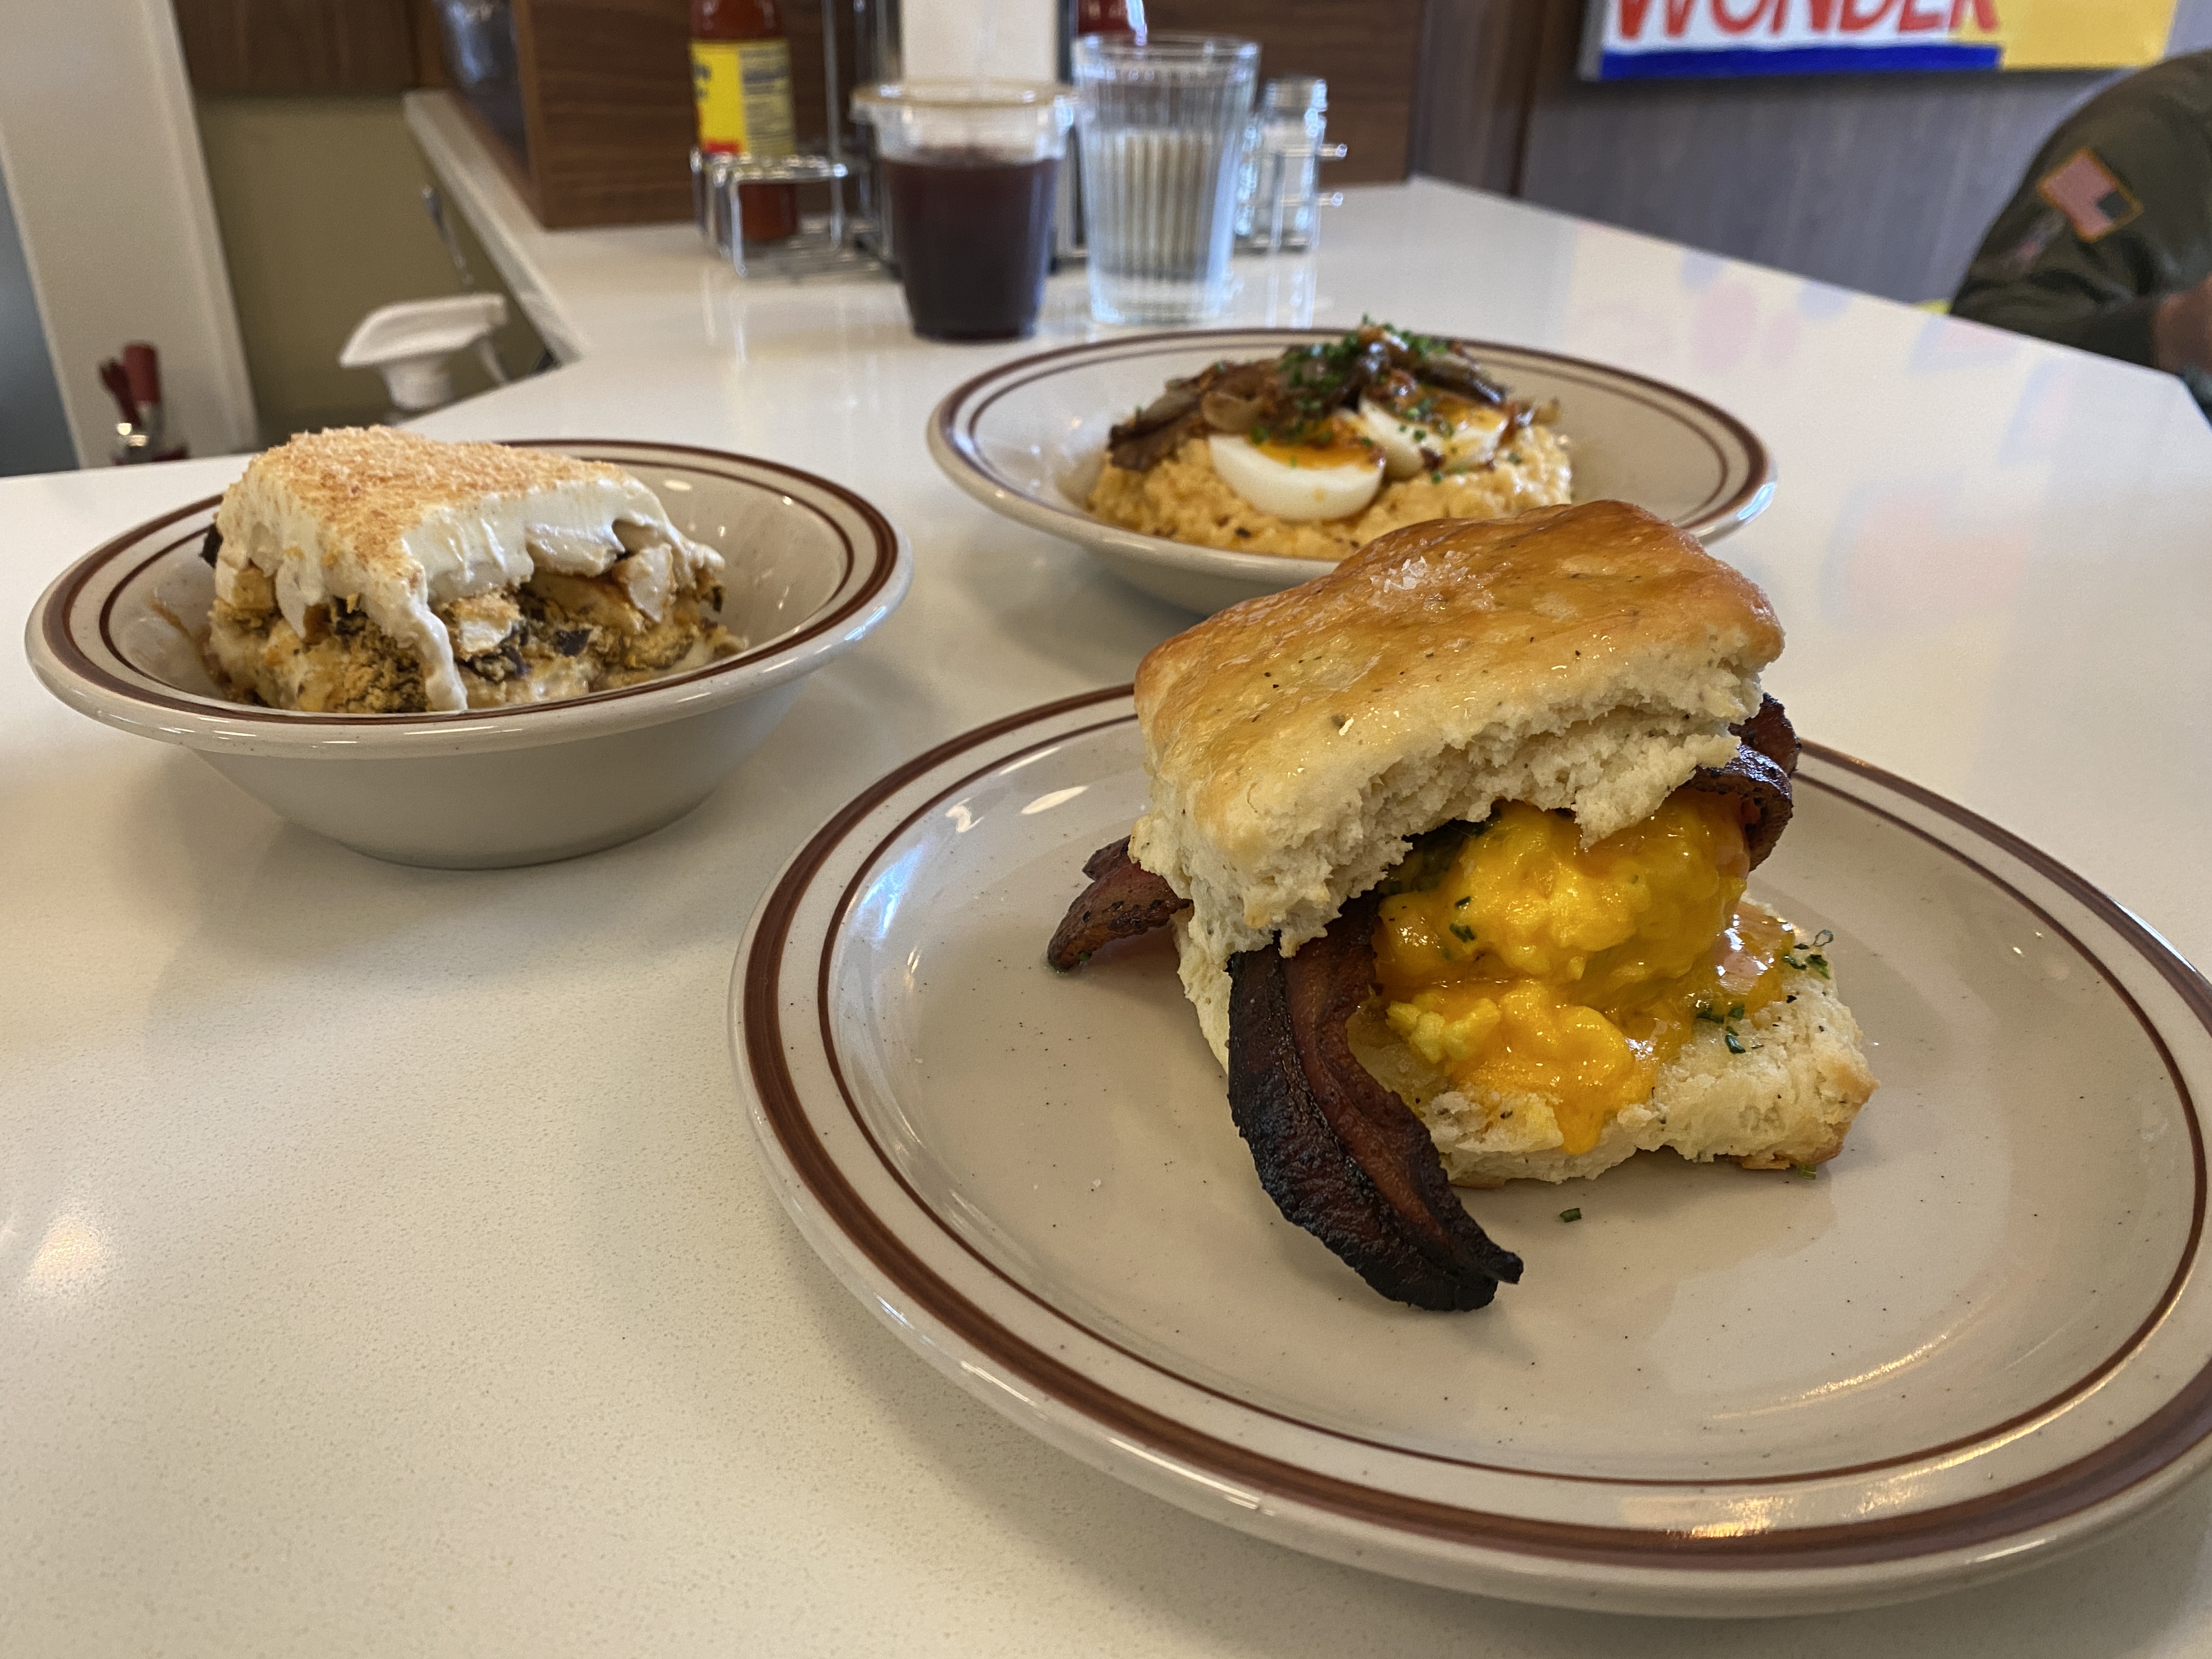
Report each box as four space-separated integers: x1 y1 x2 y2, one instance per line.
225 427 629 571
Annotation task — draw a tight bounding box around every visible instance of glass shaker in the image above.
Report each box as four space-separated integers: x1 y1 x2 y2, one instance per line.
1233 76 1345 254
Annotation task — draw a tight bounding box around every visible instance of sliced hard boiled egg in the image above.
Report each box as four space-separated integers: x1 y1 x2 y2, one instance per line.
1207 424 1385 522
1355 392 1514 476
1352 398 1429 479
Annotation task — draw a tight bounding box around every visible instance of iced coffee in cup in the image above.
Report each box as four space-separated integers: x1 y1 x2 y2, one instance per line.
853 82 1076 342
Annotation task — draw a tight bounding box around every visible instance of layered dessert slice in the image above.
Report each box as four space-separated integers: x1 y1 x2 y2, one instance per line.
204 427 741 713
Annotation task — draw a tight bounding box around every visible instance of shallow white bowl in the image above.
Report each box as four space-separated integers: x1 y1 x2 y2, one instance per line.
26 439 911 867
928 329 1776 614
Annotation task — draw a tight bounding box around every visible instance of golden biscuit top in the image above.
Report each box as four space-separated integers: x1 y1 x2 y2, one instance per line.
1133 501 1782 853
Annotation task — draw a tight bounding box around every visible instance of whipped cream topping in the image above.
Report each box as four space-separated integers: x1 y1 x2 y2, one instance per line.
211 431 725 713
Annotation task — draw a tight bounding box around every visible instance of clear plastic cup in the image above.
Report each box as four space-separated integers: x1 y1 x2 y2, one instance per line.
1073 34 1260 326
851 82 1076 342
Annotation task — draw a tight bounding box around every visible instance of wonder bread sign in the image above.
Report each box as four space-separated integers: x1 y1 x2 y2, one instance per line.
1580 0 2177 78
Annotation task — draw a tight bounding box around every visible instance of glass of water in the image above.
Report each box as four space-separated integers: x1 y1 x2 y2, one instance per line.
1073 33 1259 326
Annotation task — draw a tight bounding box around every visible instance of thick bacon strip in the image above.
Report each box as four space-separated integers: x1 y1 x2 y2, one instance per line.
1046 837 1189 970
1734 692 1799 778
1226 895 1523 1311
1684 695 1796 869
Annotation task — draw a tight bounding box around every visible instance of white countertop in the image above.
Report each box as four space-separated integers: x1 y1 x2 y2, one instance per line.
8 153 2212 1654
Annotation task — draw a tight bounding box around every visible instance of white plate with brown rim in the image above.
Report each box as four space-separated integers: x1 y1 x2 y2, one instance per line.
26 439 910 867
925 330 1775 614
729 687 2212 1617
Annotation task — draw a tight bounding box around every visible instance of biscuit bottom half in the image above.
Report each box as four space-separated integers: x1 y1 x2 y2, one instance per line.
206 567 742 714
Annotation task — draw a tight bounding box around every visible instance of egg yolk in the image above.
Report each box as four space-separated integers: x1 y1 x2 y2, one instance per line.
1368 385 1508 466
1248 417 1387 474
1372 794 1795 1156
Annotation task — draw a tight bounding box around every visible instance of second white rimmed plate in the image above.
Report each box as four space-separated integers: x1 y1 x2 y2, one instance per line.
730 689 2212 1616
927 330 1776 613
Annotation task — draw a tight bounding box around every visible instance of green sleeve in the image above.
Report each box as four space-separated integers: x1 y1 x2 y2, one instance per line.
1951 56 2212 368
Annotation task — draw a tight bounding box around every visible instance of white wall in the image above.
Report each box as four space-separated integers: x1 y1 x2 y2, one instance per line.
0 0 257 466
900 0 1058 82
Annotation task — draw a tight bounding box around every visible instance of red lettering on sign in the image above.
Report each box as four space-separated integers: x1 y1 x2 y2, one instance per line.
1616 0 1696 35
1714 0 1770 30
1838 0 1896 29
1769 0 1842 30
1949 0 1997 26
1896 0 1944 26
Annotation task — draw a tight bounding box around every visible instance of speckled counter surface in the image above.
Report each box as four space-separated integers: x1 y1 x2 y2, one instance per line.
7 174 2212 1655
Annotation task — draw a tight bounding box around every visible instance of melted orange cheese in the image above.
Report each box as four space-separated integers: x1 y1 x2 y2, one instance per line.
1372 794 1795 1155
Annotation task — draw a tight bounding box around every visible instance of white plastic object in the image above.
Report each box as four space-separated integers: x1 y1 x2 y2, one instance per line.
338 295 507 413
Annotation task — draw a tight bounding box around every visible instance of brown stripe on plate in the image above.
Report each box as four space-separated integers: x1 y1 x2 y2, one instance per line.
742 688 2212 1572
797 721 2203 1489
49 442 895 725
930 330 1773 539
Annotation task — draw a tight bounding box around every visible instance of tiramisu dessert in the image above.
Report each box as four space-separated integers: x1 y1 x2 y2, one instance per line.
203 427 740 713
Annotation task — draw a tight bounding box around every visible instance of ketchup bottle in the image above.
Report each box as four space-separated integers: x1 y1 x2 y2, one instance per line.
691 0 800 244
1074 0 1146 37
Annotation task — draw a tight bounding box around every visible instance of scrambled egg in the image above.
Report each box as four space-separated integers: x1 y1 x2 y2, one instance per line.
1372 795 1795 1156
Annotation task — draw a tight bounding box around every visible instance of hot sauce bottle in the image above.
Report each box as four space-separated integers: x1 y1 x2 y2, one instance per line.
1073 0 1146 37
691 0 800 244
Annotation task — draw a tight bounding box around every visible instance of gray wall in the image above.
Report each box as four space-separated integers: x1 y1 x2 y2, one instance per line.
0 164 74 477
1417 0 2212 306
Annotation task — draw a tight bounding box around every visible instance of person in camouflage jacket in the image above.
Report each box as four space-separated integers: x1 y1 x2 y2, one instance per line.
1953 50 2212 418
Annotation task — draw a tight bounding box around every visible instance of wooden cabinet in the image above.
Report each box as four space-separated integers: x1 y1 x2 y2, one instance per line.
176 0 1420 229
1147 0 1423 185
173 0 428 95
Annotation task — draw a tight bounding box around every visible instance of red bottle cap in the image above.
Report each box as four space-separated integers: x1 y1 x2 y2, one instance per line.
122 342 162 408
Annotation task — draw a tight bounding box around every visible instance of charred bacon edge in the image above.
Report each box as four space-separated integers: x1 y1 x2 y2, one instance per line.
1040 702 1802 1307
1681 695 1796 871
1227 894 1521 1311
1046 837 1189 971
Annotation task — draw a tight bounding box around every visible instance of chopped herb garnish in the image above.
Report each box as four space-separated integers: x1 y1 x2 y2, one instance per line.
1724 1029 1755 1054
1792 1163 1818 1180
1453 895 1470 909
1449 923 1476 943
1559 1207 1583 1223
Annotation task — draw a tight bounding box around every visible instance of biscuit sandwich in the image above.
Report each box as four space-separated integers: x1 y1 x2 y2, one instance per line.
1048 500 1876 1310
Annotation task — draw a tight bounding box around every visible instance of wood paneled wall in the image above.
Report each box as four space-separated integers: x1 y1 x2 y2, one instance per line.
1147 0 1424 184
513 0 695 226
174 0 425 94
1409 0 1560 197
178 0 1423 227
1414 0 2212 306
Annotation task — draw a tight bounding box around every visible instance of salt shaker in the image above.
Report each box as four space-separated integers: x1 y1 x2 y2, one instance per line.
1233 76 1345 254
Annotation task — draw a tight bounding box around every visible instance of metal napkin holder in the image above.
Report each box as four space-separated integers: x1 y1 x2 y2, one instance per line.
690 149 883 279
